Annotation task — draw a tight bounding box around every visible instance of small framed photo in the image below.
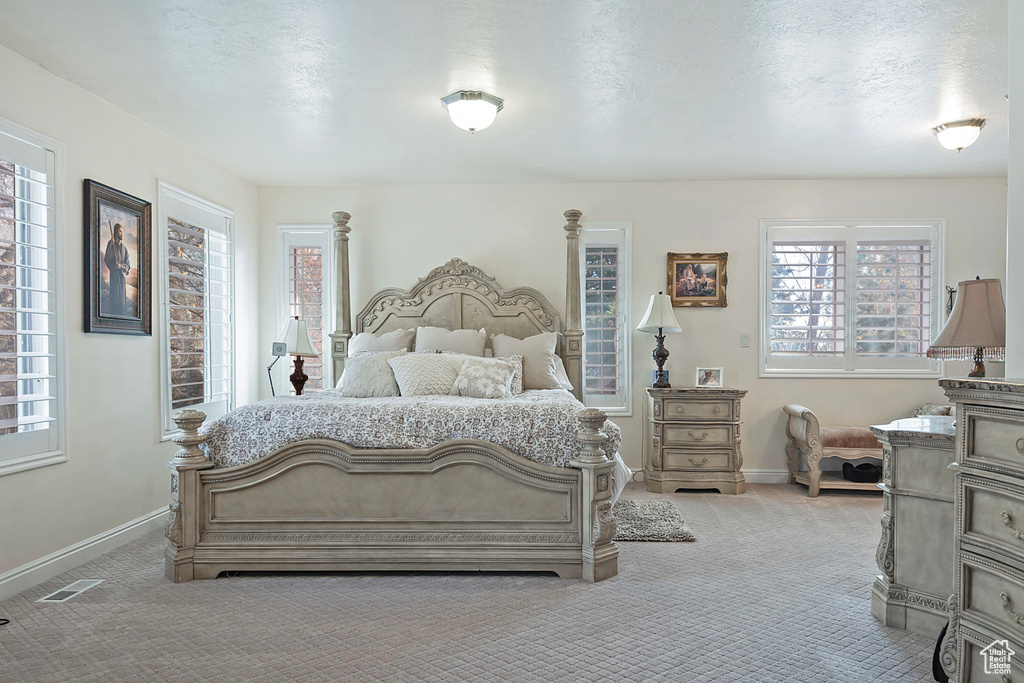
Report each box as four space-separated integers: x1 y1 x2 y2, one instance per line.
668 252 728 307
84 179 152 335
696 367 723 388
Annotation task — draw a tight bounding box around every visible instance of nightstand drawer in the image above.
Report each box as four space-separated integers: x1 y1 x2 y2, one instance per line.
662 450 731 471
963 405 1024 475
961 553 1024 641
960 476 1024 566
663 424 732 447
662 399 733 421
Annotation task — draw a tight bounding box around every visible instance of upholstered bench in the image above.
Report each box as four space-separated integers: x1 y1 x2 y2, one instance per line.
783 404 883 497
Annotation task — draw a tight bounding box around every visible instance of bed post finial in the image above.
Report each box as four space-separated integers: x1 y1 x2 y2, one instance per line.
563 210 584 401
571 407 617 582
330 211 353 385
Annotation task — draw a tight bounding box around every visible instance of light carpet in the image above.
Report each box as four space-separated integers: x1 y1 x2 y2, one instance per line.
613 499 696 541
0 483 933 682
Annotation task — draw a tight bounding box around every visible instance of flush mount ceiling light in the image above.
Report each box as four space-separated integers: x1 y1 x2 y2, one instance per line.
441 91 503 132
932 118 986 152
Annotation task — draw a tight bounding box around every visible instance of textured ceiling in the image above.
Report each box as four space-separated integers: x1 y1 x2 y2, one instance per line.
0 0 1008 185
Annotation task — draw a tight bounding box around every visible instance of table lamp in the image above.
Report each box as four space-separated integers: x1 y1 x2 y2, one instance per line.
926 277 1006 377
637 292 682 388
281 316 319 395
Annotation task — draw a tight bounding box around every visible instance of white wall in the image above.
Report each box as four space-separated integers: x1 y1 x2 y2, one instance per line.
1007 0 1024 377
258 178 1006 476
0 45 259 576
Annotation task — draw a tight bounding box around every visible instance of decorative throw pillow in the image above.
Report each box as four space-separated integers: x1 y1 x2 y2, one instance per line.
437 352 523 395
913 403 952 417
453 357 516 399
491 332 564 390
339 350 405 398
349 328 415 355
387 353 461 396
551 355 574 392
414 326 487 356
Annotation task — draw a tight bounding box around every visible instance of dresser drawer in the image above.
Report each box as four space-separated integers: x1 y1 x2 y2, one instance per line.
661 399 733 422
662 424 732 447
961 476 1024 565
963 404 1024 474
662 450 732 471
960 626 1024 682
962 553 1024 642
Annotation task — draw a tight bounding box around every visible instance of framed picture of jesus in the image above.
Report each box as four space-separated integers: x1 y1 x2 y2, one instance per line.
84 179 152 334
667 252 728 308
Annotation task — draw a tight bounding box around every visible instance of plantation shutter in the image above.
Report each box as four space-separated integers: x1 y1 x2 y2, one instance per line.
0 133 60 460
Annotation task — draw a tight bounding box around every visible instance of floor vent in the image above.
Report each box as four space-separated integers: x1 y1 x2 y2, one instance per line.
37 579 104 603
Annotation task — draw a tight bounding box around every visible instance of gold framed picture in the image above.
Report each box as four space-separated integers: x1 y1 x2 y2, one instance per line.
667 252 728 307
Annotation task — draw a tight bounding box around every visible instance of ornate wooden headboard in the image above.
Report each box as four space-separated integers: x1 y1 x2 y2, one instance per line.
325 210 586 400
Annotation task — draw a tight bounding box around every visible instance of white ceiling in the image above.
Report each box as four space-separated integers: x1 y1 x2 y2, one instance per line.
0 0 1008 185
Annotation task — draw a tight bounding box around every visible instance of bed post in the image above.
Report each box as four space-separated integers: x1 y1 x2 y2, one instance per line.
563 209 584 401
166 410 213 583
573 408 618 582
329 211 353 384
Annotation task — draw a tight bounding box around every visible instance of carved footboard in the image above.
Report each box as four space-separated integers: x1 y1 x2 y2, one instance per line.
165 409 617 583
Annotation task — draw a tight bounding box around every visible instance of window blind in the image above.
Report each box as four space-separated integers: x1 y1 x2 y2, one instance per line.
769 241 846 357
584 245 620 396
166 214 233 417
854 240 932 357
0 150 58 456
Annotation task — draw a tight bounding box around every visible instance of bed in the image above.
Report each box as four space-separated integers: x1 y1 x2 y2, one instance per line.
164 209 622 583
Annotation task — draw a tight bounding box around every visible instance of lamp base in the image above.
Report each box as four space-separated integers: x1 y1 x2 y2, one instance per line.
650 331 671 388
290 357 309 395
968 347 986 378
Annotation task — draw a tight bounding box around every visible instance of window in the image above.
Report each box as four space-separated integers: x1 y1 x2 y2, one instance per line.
0 118 66 476
760 220 944 377
159 183 234 436
581 223 631 415
276 226 333 393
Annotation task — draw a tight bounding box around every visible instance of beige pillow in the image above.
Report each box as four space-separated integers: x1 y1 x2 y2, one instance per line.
491 332 563 390
339 350 405 398
414 326 486 356
387 353 460 396
440 353 523 395
349 328 415 355
453 357 516 399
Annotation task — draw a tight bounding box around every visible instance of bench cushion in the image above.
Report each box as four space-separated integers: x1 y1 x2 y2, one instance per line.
821 427 882 450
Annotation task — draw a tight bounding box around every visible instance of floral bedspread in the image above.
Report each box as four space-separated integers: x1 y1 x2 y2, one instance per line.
201 389 621 469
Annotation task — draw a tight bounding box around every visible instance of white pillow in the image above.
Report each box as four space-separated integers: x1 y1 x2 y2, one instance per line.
414 326 486 356
453 357 516 399
387 353 461 396
349 328 415 355
552 355 574 392
491 332 564 390
339 350 405 398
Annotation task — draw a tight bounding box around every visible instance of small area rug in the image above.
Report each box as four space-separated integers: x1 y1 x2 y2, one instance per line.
612 499 696 542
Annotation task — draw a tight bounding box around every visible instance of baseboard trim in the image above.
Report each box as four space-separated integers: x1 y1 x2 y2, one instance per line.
743 469 791 484
0 507 168 602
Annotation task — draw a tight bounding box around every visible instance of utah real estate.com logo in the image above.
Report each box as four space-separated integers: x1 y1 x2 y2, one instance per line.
981 639 1014 676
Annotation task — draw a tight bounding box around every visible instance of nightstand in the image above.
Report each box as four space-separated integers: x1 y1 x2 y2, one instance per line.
643 387 748 495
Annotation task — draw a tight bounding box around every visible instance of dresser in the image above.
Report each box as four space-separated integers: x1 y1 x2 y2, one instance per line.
870 416 956 637
643 387 747 495
939 378 1024 682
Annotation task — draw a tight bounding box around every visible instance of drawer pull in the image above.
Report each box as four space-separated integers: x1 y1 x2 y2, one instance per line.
689 457 708 466
1002 510 1024 541
714 407 722 414
1018 437 1024 455
1002 589 1024 626
688 431 709 441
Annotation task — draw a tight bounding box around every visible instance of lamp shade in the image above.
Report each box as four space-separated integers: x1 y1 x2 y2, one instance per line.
636 293 682 334
281 316 318 357
926 278 1006 361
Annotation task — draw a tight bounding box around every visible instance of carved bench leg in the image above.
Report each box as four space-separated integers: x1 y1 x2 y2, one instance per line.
573 408 618 583
785 438 799 485
806 450 823 497
166 410 213 583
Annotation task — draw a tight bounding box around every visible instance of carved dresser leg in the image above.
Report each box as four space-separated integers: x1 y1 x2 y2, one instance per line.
166 410 214 583
572 408 618 583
